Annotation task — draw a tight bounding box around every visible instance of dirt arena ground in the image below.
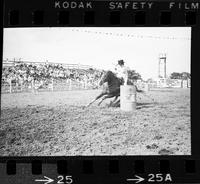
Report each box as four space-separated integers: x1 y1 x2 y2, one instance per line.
0 88 190 156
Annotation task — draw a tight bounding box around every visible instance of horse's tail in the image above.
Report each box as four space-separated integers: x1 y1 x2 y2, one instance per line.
136 89 144 93
135 85 144 93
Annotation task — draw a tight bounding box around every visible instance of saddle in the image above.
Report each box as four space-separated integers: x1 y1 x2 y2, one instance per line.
119 77 124 85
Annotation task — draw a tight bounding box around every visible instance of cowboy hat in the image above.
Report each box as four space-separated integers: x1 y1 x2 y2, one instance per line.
118 59 124 65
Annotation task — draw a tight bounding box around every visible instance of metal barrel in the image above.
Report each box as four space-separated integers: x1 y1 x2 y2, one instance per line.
120 85 137 111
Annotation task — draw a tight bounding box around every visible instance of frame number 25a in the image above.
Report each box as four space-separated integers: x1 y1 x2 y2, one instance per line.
148 173 172 182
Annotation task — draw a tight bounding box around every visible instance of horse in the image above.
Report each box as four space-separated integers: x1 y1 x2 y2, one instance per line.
86 71 121 107
86 70 154 107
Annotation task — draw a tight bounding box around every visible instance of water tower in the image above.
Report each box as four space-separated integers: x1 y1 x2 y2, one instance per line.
158 53 167 78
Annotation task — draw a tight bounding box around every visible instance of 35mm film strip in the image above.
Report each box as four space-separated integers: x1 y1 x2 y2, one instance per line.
1 0 200 184
3 1 200 26
1 157 200 183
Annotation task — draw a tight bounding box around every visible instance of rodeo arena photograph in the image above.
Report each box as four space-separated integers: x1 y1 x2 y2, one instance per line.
1 27 191 156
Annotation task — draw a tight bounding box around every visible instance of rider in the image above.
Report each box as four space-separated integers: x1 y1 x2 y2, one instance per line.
114 59 129 85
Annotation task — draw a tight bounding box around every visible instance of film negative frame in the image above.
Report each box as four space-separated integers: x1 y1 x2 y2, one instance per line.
1 0 200 183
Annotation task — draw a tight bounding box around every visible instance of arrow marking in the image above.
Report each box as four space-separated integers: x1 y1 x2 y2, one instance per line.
127 175 145 183
35 176 54 184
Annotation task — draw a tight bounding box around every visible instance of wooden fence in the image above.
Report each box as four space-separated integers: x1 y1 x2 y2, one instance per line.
1 78 97 94
137 79 191 90
1 78 190 94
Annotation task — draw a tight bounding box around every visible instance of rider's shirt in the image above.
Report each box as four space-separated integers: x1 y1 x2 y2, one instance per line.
115 65 128 79
114 64 129 85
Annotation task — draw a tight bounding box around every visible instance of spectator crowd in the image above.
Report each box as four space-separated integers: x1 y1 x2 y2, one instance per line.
2 62 102 91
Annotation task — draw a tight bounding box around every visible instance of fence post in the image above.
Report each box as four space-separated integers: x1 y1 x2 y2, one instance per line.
69 79 72 90
31 80 35 93
51 78 54 91
9 80 12 93
144 82 150 92
20 80 23 92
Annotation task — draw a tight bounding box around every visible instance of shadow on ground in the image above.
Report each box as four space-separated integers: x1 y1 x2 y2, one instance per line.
108 100 158 110
136 102 156 109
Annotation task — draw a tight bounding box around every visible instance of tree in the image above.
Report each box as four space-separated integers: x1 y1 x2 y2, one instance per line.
170 72 191 80
128 70 142 81
170 72 182 79
181 72 191 80
170 72 191 88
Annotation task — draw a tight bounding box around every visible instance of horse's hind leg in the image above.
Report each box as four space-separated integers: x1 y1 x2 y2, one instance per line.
113 99 120 107
109 95 119 107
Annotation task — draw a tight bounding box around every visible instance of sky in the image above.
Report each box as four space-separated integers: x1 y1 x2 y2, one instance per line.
3 27 191 80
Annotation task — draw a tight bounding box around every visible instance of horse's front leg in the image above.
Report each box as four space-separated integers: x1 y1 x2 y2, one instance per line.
86 92 105 107
98 93 115 106
98 95 108 106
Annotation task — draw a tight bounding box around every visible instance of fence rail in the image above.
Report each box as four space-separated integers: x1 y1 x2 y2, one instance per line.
137 79 191 89
1 78 98 94
1 78 190 94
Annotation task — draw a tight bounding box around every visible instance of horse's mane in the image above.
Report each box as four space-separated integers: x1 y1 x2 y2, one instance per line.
106 70 122 85
107 70 117 78
99 70 120 86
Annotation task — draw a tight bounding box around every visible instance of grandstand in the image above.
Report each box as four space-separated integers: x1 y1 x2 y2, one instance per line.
1 60 102 93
